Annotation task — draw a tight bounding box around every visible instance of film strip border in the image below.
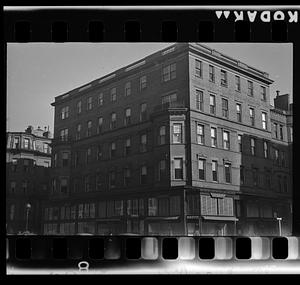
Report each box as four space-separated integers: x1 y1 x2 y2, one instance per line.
6 236 300 273
4 8 300 42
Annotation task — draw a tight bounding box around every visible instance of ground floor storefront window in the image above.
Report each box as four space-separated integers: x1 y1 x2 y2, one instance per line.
147 221 182 235
201 221 235 236
96 222 124 235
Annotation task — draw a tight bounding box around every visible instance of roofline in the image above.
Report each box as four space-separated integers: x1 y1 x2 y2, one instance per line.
6 131 53 140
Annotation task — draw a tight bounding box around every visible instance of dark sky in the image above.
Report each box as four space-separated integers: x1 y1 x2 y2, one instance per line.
7 43 292 133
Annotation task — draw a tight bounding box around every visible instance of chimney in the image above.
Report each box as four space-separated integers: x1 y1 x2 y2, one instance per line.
25 125 33 134
276 90 280 97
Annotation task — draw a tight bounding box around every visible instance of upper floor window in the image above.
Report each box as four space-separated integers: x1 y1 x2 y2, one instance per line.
110 142 116 158
87 120 92 137
224 163 232 183
76 123 81 140
13 137 20 149
249 107 255 126
111 87 117 102
125 82 131 96
174 158 183 180
172 123 183 144
162 93 177 107
61 106 69 119
221 70 228 86
211 127 217 147
196 124 204 145
110 112 116 129
236 103 242 122
86 147 92 164
140 134 147 152
124 168 131 186
140 103 147 122
195 59 202 77
195 90 203 111
274 148 279 164
235 76 241 91
109 171 116 188
77 101 82 114
159 126 166 145
87 97 93 110
22 181 28 193
212 161 218 182
60 129 68 141
209 65 215 82
10 181 16 194
97 145 102 160
140 165 148 185
140 75 147 90
222 98 229 118
238 134 242 152
279 125 284 140
250 138 256 155
158 160 166 181
223 130 230 150
198 158 206 180
62 152 69 167
98 93 104 106
262 112 267 130
274 123 278 139
24 138 30 149
248 81 254 96
210 94 216 115
124 108 131 126
263 141 269 158
261 86 266 101
162 63 176 82
125 138 131 155
97 117 103 134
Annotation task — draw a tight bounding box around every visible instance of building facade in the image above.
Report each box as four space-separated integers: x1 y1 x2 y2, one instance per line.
44 43 292 236
6 126 52 234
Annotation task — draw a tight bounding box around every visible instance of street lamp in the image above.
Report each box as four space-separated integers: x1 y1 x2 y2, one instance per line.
25 203 31 233
276 217 282 236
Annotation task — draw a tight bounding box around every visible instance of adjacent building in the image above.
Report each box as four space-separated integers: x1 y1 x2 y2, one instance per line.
44 43 292 236
6 126 52 234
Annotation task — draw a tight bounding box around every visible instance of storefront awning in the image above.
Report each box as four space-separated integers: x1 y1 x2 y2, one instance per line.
202 216 239 222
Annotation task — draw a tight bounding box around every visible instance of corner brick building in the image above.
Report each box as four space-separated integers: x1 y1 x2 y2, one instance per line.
44 43 292 236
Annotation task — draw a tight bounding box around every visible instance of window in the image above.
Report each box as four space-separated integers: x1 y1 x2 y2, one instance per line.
201 195 217 215
77 101 82 114
22 181 28 193
246 203 259 217
222 98 229 118
195 90 203 111
250 138 256 155
10 204 15 220
124 108 131 126
86 147 92 164
60 129 68 141
198 158 205 180
24 138 30 149
262 112 267 130
235 76 241 91
261 86 266 101
141 166 147 185
252 168 258 186
236 103 242 122
224 163 232 183
223 131 230 150
11 159 17 172
172 123 182 143
274 123 278 139
125 82 131 96
212 161 218 182
158 160 166 181
97 145 102 160
161 93 177 107
274 148 279 164
124 168 131 186
76 124 81 140
96 173 102 191
110 142 116 158
240 166 245 185
140 134 147 152
110 113 116 129
221 70 227 86
187 194 200 215
140 75 147 90
277 175 282 192
109 171 116 188
53 153 58 167
265 170 271 189
140 103 147 122
10 181 16 194
97 117 103 134
211 127 217 147
125 138 131 155
209 94 216 115
13 137 20 149
249 107 255 126
174 158 183 179
111 88 117 102
62 152 69 167
196 124 204 145
148 198 158 216
162 63 176 82
87 97 93 110
170 196 181 216
195 59 202 77
87 120 92 137
159 126 166 145
248 81 254 96
279 125 284 140
263 141 268 158
209 65 215 82
61 106 69 119
98 93 103 106
43 143 49 153
60 178 68 193
238 134 242 152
